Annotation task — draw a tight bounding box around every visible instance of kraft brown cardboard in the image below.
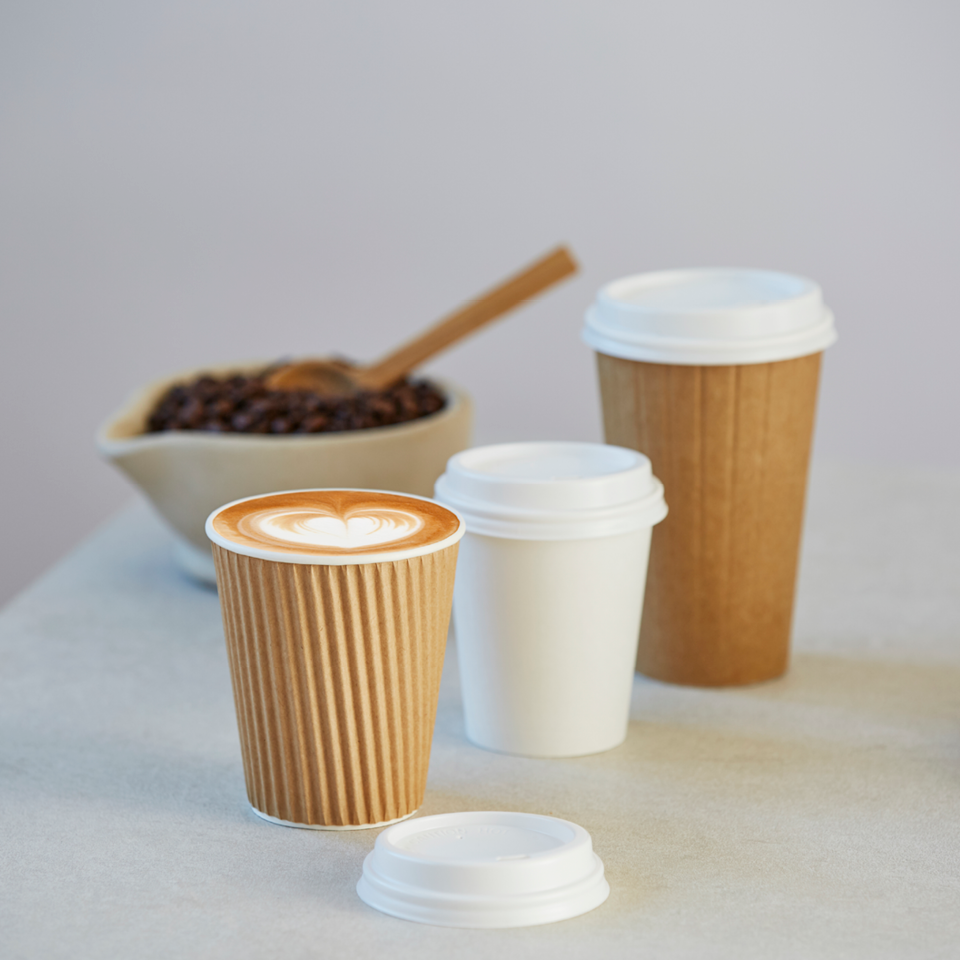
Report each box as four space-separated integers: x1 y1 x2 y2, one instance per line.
597 352 822 686
212 545 458 827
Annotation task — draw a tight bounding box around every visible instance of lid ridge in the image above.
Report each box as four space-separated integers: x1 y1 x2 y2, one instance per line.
583 268 837 366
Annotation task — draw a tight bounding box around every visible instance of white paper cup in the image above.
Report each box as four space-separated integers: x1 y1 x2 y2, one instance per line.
435 442 667 757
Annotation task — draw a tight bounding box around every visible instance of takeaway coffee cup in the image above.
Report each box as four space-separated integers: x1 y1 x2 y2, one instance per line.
435 442 667 757
583 269 837 686
206 488 464 828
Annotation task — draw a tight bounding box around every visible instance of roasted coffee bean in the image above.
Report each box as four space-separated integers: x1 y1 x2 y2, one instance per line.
146 368 446 435
367 396 397 419
178 398 205 427
299 414 329 432
394 387 420 416
230 412 255 431
247 398 274 418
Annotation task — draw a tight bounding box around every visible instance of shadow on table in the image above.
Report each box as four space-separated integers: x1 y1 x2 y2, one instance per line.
629 648 960 720
618 650 960 789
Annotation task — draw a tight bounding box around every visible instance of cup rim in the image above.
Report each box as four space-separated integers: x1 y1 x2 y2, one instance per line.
434 442 668 540
205 487 465 566
583 268 837 365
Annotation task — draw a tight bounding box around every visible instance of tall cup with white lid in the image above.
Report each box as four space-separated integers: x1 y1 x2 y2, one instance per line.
583 269 837 686
434 442 667 757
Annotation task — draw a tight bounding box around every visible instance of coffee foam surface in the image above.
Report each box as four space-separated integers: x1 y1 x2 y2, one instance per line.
211 490 461 558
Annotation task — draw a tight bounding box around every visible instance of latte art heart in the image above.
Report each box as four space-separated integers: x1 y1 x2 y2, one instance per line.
246 508 425 549
210 490 461 558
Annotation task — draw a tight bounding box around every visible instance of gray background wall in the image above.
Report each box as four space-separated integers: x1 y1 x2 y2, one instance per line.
2 0 958 607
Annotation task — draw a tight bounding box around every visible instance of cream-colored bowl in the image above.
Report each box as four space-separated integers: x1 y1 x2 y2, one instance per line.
96 362 473 583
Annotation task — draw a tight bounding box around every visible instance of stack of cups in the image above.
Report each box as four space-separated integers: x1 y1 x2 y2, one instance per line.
584 269 837 686
435 442 667 757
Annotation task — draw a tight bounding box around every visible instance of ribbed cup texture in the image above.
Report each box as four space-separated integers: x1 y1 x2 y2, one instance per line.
211 545 458 827
597 352 821 686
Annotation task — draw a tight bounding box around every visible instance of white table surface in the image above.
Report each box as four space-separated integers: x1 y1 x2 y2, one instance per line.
2 461 959 959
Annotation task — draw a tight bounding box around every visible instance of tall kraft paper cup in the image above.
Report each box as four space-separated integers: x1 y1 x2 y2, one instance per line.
583 270 837 687
206 488 464 829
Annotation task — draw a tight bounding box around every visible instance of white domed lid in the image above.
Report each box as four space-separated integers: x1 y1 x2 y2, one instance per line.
434 442 667 540
583 268 837 365
356 811 609 928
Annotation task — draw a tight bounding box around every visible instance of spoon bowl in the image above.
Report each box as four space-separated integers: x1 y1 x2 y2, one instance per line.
264 246 577 396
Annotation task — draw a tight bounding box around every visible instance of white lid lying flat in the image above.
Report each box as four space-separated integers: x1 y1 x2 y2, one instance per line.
356 811 609 928
434 442 667 540
583 268 837 365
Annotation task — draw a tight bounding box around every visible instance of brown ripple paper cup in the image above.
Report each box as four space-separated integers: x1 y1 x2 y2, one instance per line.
585 270 836 687
208 490 462 828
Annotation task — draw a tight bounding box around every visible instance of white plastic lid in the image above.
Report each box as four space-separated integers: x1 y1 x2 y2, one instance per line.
583 268 837 365
433 442 667 540
356 811 609 928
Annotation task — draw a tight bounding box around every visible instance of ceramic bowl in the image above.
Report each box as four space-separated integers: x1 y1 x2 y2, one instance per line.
96 361 473 583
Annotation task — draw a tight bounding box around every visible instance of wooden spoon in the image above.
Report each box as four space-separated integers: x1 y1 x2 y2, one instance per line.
264 245 578 395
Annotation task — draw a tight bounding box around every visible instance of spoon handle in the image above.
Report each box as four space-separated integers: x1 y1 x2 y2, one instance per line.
357 245 578 391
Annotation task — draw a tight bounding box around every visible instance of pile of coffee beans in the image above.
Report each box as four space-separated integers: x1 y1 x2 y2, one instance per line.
146 370 447 435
